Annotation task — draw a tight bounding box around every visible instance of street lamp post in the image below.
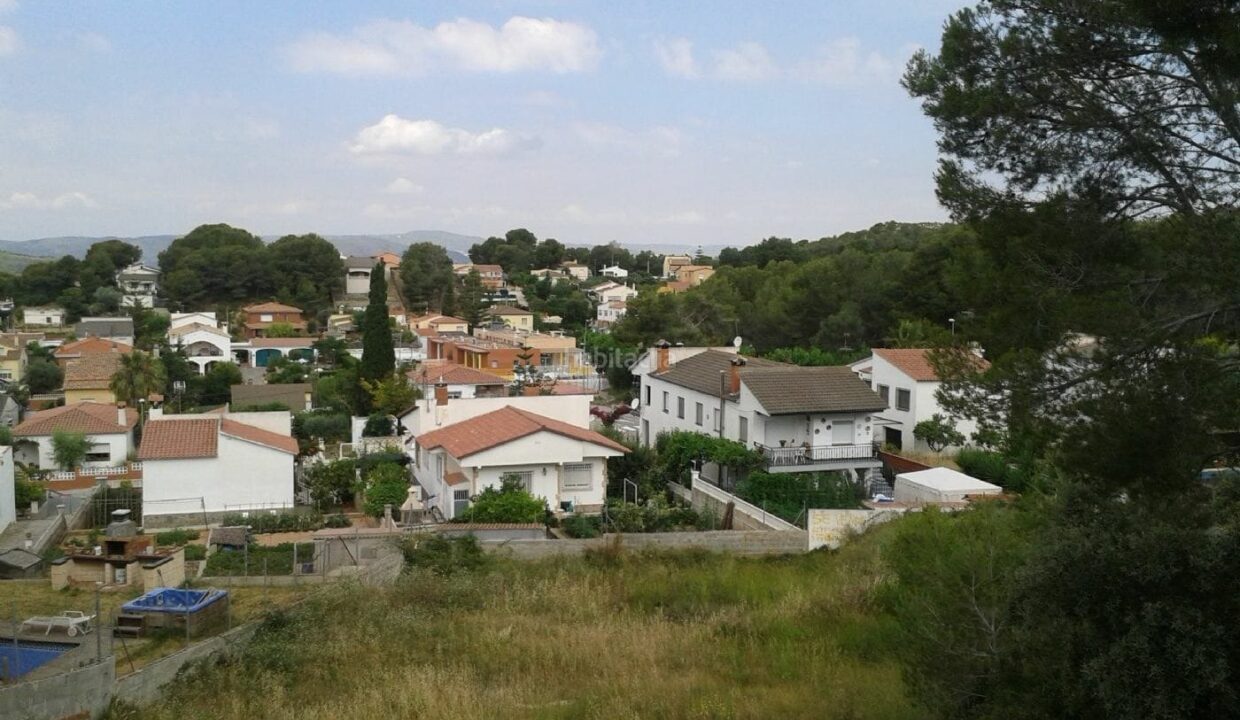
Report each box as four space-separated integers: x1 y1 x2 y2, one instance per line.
949 317 956 336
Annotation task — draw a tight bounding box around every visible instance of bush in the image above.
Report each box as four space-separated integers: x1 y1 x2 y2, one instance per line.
956 448 1026 490
652 431 765 489
293 411 351 443
562 513 602 538
401 535 489 576
362 463 409 518
324 513 352 528
14 478 45 510
455 475 546 524
604 497 707 533
356 451 408 474
154 528 201 546
220 511 324 534
362 413 394 437
735 471 862 525
303 459 358 511
202 542 315 576
183 544 207 561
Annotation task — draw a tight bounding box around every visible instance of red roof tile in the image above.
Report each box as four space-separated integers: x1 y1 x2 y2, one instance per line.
63 353 123 390
416 406 628 459
873 348 989 383
408 363 505 386
243 302 303 313
220 418 300 454
54 337 132 359
14 402 137 437
138 417 219 459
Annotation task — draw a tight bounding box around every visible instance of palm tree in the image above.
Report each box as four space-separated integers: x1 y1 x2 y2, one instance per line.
109 350 167 409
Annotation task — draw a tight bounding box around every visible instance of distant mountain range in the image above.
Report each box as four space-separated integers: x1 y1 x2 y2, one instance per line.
0 230 484 267
0 230 727 271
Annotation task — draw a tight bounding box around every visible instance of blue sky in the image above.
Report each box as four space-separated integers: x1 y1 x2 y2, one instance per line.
0 1 965 248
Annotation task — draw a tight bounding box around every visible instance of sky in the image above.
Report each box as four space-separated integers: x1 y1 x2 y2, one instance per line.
0 1 966 248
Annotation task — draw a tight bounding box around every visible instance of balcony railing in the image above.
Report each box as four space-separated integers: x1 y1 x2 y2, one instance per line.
759 442 880 468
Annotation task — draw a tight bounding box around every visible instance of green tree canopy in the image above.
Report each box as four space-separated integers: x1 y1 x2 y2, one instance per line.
399 242 453 312
360 262 395 383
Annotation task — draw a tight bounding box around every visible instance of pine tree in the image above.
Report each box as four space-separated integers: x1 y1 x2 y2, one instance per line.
359 263 395 383
440 280 457 316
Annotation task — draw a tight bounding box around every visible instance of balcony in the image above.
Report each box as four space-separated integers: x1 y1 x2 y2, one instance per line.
759 442 880 470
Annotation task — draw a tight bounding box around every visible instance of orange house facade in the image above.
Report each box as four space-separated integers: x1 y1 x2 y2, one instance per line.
242 302 307 339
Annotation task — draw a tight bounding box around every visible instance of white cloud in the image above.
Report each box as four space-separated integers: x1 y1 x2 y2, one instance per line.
796 37 897 85
1 191 98 210
350 115 536 156
654 37 698 79
385 177 423 194
714 42 777 81
287 16 600 76
0 26 19 56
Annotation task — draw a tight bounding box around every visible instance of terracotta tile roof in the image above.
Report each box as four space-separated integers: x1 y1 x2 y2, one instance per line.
428 315 467 326
54 337 132 359
416 406 628 459
63 353 123 390
244 302 303 313
486 304 531 316
872 348 989 383
14 401 138 437
250 337 314 348
168 322 228 338
138 415 299 459
220 418 300 454
444 471 470 486
409 362 505 386
138 417 220 459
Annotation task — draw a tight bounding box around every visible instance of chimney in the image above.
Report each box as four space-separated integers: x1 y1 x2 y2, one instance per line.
729 357 746 395
434 383 449 407
655 340 671 373
116 402 127 426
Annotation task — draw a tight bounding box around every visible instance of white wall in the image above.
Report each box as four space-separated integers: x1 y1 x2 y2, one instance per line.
638 373 724 446
402 395 591 437
0 446 16 534
142 433 294 517
23 308 64 325
862 354 975 452
23 431 132 470
224 410 291 435
170 312 217 329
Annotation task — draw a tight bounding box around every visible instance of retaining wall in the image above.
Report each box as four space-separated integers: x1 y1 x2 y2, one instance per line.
114 621 260 706
0 658 114 720
482 530 807 559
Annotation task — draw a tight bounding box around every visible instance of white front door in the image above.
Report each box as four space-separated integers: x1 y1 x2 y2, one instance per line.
831 420 854 445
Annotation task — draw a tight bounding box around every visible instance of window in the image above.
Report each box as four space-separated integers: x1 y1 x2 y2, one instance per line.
506 471 533 491
561 463 593 491
695 402 704 426
738 416 749 444
662 391 669 413
644 385 651 406
677 396 685 419
260 313 273 322
896 388 911 411
877 384 890 405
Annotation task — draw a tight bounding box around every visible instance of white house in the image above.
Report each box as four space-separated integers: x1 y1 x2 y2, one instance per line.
407 362 506 400
601 265 629 279
560 262 589 281
636 345 886 477
170 311 219 331
595 300 627 328
168 322 231 374
850 348 985 452
344 256 375 295
116 263 160 308
11 402 139 470
138 411 298 525
22 306 65 327
0 446 15 535
590 281 638 305
412 403 627 519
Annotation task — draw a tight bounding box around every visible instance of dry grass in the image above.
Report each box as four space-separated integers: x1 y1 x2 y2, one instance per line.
111 528 923 720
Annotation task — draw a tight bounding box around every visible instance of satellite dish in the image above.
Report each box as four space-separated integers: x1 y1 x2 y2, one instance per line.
732 336 743 349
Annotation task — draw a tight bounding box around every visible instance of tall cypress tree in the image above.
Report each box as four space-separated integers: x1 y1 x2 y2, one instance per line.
360 262 395 382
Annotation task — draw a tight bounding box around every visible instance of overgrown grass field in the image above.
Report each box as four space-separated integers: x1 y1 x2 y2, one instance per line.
109 529 922 720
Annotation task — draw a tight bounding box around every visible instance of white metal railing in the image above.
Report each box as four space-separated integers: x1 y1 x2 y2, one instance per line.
760 442 879 468
45 463 143 481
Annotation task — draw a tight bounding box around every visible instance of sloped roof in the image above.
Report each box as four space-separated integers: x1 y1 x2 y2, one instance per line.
55 336 133 359
345 256 377 269
872 348 989 383
408 363 505 386
63 352 123 390
741 366 887 415
14 401 138 437
250 337 314 348
651 350 784 397
138 414 298 459
74 318 134 338
416 406 628 459
243 302 303 314
231 383 311 409
486 304 532 316
138 417 219 459
168 322 228 339
220 418 300 454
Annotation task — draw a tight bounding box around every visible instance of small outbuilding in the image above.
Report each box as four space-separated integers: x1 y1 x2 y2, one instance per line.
892 467 1002 504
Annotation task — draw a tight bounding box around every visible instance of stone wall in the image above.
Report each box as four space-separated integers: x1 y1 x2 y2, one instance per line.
0 658 114 720
482 530 807 559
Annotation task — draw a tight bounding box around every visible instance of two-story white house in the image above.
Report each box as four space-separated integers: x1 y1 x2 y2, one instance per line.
850 348 985 452
601 265 629 279
412 398 627 520
168 322 231 374
636 345 886 478
594 300 627 329
116 263 159 308
589 281 638 305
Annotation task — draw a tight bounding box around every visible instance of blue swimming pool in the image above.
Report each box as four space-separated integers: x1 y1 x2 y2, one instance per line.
122 587 228 614
0 640 74 680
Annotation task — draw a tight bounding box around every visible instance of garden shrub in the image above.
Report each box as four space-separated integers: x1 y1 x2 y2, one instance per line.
183 544 207 561
154 528 201 546
735 471 862 525
202 542 315 576
303 459 358 511
604 497 707 533
221 511 324 534
401 535 489 576
455 475 546 524
956 448 1026 490
323 513 352 529
362 462 410 518
562 514 602 538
